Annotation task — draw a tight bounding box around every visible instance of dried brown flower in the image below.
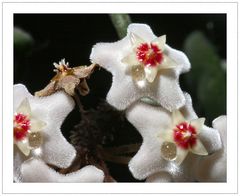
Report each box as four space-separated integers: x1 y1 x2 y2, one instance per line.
35 59 97 97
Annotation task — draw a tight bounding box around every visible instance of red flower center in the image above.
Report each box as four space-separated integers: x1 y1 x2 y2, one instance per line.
173 122 197 149
14 113 30 141
136 43 163 67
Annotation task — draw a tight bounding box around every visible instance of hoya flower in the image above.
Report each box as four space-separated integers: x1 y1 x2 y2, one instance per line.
14 98 46 156
126 93 222 181
90 23 190 111
14 84 76 182
159 110 208 165
122 33 176 83
21 158 104 182
196 115 227 182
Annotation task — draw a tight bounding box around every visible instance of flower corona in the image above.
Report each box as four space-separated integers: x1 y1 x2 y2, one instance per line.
136 43 164 67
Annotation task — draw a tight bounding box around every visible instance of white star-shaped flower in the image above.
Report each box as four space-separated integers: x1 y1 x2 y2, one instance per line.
196 115 226 182
90 23 190 111
14 84 76 182
21 158 104 182
126 93 222 181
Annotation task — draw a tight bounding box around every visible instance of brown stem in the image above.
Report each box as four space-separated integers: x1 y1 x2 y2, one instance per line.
57 146 116 182
103 143 141 155
102 152 132 165
73 90 85 114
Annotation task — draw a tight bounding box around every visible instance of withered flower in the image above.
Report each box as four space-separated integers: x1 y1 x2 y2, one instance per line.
35 59 97 97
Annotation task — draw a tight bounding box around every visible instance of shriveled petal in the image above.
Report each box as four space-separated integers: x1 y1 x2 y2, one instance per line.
14 84 32 111
16 139 30 156
190 118 205 134
190 140 208 155
16 98 31 116
146 171 172 182
152 35 166 50
172 110 185 126
122 52 139 66
126 101 171 138
129 140 168 180
144 66 158 83
30 91 76 168
174 147 188 165
21 159 104 182
196 116 226 182
129 32 145 47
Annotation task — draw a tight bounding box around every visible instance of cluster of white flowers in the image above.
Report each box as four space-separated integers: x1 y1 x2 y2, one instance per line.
90 23 226 182
14 23 226 182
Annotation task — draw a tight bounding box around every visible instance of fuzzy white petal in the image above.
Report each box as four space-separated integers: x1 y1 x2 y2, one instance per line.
14 147 27 182
164 45 191 74
90 37 130 74
129 140 168 180
106 73 141 110
30 91 76 168
14 84 33 112
126 101 171 138
180 93 198 119
127 23 155 43
198 125 222 154
196 116 226 182
151 71 186 112
21 159 104 182
146 171 172 182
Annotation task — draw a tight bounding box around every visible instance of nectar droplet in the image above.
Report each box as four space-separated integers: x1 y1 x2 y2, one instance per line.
28 132 43 149
131 66 145 82
161 142 177 161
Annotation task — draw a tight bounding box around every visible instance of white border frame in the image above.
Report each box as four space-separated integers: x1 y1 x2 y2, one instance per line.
2 1 238 194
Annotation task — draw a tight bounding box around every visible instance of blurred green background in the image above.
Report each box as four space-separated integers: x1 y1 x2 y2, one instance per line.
14 14 226 181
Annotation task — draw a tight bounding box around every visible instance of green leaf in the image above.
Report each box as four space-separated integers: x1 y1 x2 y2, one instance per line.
14 27 34 52
109 14 132 38
183 31 226 122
